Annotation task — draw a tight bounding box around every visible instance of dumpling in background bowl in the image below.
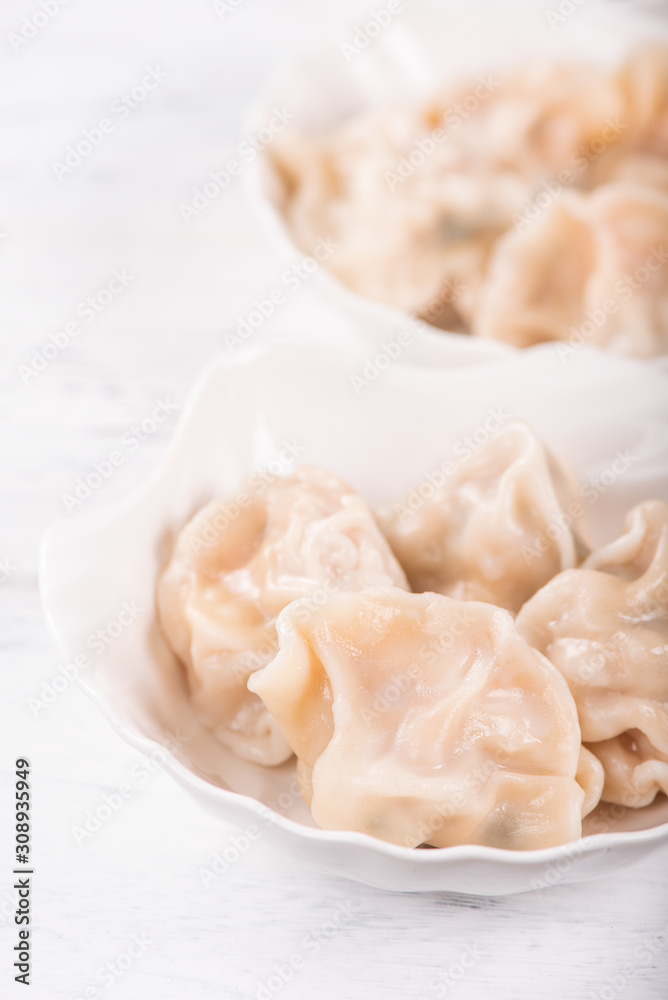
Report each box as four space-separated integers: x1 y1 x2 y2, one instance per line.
475 183 668 354
252 0 668 357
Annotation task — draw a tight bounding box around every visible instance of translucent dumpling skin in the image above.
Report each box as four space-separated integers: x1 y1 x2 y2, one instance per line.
249 588 601 849
516 500 668 807
379 422 581 614
157 465 408 765
475 183 668 354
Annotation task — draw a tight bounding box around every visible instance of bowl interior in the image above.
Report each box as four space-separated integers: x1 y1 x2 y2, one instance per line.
40 334 668 850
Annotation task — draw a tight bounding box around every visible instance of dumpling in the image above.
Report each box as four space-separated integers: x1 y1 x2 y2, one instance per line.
616 43 668 158
270 113 520 325
587 183 668 355
157 465 408 765
516 500 668 808
379 422 582 613
475 183 668 355
248 588 602 850
268 56 630 330
491 60 626 179
473 192 603 348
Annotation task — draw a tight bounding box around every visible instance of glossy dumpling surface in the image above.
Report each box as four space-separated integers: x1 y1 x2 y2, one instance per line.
157 465 408 765
516 500 668 807
379 422 581 613
249 588 601 849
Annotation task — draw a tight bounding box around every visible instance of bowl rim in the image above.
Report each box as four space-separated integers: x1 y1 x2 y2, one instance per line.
39 341 668 874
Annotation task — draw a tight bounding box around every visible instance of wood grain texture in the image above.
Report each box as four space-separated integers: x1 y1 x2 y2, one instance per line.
1 1 667 997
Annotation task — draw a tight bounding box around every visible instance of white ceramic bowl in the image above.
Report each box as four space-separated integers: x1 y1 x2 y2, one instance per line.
41 332 668 894
247 0 668 359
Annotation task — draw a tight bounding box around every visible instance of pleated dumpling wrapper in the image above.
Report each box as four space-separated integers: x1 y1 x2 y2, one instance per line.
616 43 668 158
248 588 603 850
474 183 668 354
379 422 582 614
516 500 668 808
157 465 408 766
268 56 630 329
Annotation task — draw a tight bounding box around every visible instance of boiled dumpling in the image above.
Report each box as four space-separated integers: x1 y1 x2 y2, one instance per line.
516 500 668 807
474 192 604 348
616 44 668 158
249 588 602 849
157 465 408 765
475 183 668 354
379 422 582 613
492 60 626 179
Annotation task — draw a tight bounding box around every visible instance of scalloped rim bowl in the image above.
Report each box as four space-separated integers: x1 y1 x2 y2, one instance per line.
39 330 668 894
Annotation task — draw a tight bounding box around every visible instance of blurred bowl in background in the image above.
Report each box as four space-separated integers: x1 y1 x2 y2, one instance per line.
246 0 668 360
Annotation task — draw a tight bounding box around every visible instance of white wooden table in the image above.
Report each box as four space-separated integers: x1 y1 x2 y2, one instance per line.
2 1 668 997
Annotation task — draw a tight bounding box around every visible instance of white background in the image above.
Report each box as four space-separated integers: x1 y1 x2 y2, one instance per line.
1 1 668 998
